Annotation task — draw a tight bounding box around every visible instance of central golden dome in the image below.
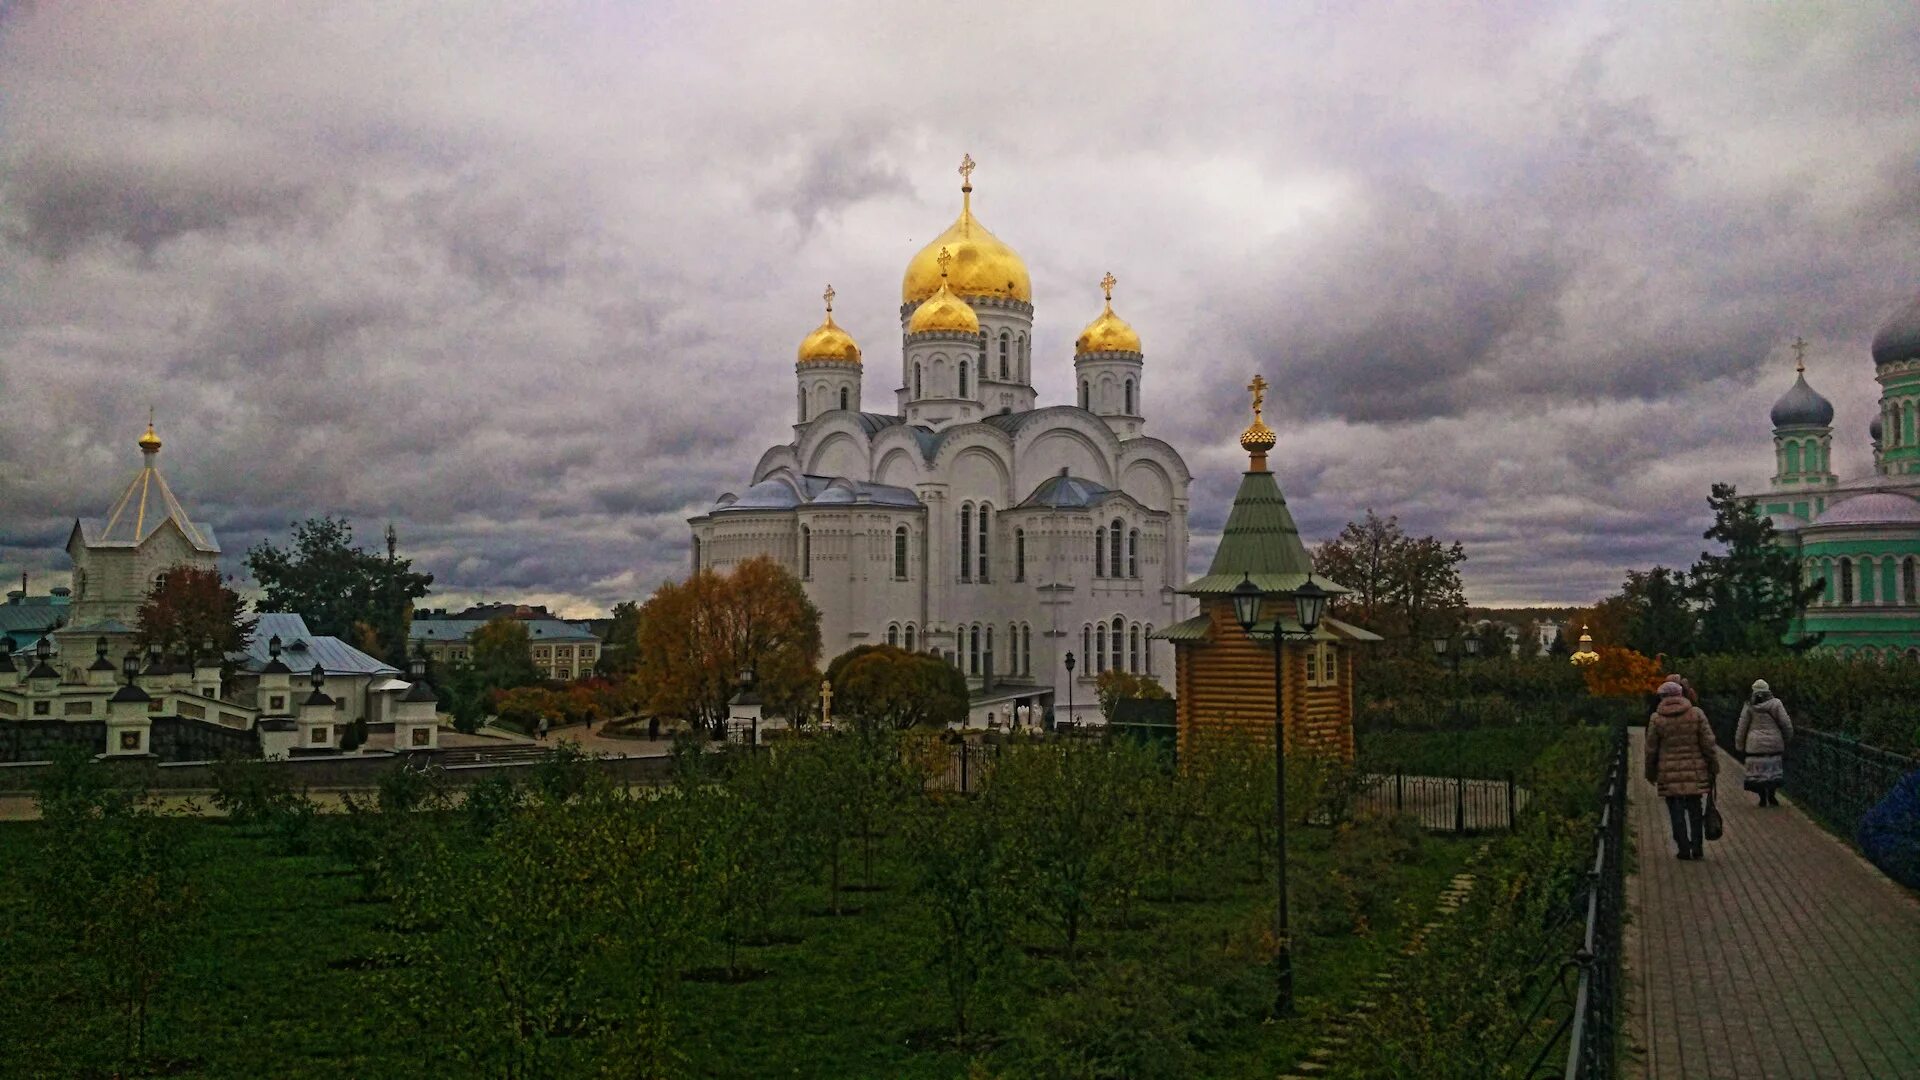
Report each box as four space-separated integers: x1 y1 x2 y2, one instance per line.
907 248 981 335
1075 272 1142 354
901 156 1031 305
797 284 861 365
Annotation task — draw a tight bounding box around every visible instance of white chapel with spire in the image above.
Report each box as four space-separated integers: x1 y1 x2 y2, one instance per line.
690 156 1194 724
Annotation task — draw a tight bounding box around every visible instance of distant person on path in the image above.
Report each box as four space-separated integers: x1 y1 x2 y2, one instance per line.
536 716 549 741
1736 679 1794 807
1647 680 1718 860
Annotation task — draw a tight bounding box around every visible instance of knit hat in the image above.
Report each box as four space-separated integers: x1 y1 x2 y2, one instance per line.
1751 679 1770 693
1657 681 1685 698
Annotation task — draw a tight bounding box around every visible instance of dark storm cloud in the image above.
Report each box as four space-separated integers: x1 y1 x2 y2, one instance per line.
2 1 1918 613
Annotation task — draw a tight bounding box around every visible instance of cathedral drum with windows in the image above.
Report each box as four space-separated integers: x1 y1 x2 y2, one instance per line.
1755 311 1920 660
689 157 1192 724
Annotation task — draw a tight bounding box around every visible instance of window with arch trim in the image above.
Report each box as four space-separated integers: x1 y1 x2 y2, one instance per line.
1080 380 1090 409
1124 379 1134 414
1022 623 1032 675
1128 529 1139 578
1109 519 1124 577
1095 623 1107 673
1905 557 1917 604
691 537 701 574
959 504 972 581
1014 528 1026 581
1840 557 1854 605
999 332 1010 380
800 525 812 579
1112 616 1125 672
1017 334 1027 378
969 624 982 675
887 623 900 647
905 623 917 652
894 525 909 580
914 363 922 398
1128 624 1140 673
839 387 849 411
798 393 807 422
1082 624 1092 669
1094 527 1106 577
959 360 969 398
977 503 991 582
1144 624 1153 674
986 625 994 674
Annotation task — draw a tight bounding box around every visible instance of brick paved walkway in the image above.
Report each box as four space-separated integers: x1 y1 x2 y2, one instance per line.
1623 728 1920 1078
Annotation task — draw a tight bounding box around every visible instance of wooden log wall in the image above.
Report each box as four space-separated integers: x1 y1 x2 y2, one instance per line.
1174 599 1355 763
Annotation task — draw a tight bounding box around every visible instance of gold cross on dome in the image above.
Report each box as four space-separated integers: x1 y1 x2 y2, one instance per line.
822 283 835 313
936 246 952 279
1792 336 1808 373
958 153 976 185
1247 373 1268 418
1100 272 1116 303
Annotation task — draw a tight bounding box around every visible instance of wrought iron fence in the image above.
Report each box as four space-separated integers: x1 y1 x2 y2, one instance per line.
1350 770 1524 832
1701 695 1919 844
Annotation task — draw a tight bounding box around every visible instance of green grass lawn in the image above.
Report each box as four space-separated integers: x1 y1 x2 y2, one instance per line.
0 813 1476 1079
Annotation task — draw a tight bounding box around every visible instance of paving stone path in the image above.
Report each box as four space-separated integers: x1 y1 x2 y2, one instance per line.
1624 728 1920 1079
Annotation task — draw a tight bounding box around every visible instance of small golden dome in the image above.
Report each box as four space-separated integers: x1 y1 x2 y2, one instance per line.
797 284 861 366
1238 374 1276 469
907 248 982 335
1075 272 1142 355
138 419 162 454
901 155 1032 305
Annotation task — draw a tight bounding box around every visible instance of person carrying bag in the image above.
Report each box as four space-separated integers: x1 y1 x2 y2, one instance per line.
1647 680 1719 860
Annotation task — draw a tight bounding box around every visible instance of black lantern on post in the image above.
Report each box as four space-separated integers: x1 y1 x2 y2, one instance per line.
1231 572 1329 1018
1062 650 1076 732
36 635 52 664
122 651 140 685
310 663 325 691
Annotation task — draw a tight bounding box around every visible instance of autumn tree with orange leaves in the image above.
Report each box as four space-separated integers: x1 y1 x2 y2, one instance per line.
135 565 254 659
1579 645 1665 699
634 556 822 732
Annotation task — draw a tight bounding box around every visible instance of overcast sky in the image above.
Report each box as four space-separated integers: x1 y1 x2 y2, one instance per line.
2 1 1917 617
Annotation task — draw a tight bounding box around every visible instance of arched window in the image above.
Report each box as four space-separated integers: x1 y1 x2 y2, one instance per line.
800 525 812 579
905 623 917 652
1144 624 1153 674
1112 616 1126 672
977 503 991 582
969 625 981 675
986 625 994 675
887 623 900 646
1080 380 1090 409
1840 557 1854 605
959 360 969 399
1094 527 1107 577
1128 529 1140 578
1082 625 1091 668
1824 558 1836 604
894 525 909 580
798 393 807 422
959 504 973 581
1095 623 1107 673
914 363 922 398
1124 379 1134 414
1129 624 1140 673
1109 519 1124 576
1906 401 1917 447
1785 444 1801 473
1905 557 1917 604
999 332 1010 380
1022 624 1032 675
1018 334 1028 378
1014 528 1026 582
691 537 701 574
839 387 849 412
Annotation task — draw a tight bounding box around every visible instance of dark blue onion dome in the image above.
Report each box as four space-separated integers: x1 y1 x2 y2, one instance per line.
1872 292 1920 367
1770 372 1834 428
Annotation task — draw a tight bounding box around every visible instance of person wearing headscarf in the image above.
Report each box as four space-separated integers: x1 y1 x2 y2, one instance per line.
1646 680 1717 860
1736 679 1794 807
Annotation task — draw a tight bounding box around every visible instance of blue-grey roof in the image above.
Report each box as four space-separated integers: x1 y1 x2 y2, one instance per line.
1018 473 1114 509
1770 373 1834 428
712 474 921 513
244 613 400 676
407 617 599 644
1872 292 1920 367
855 413 905 436
1811 493 1920 527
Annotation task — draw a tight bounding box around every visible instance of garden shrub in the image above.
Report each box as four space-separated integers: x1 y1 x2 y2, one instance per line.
208 754 297 826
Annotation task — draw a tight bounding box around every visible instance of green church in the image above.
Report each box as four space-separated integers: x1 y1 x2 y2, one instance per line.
1759 294 1920 659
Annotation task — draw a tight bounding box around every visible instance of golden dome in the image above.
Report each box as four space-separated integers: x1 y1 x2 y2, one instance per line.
797 284 861 366
901 154 1032 305
1238 374 1276 469
1075 272 1143 355
138 418 162 454
907 248 982 335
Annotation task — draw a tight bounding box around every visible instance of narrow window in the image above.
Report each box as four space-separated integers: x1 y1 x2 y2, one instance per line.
1018 334 1028 378
887 623 900 646
959 504 972 581
1095 624 1107 673
1129 624 1140 673
1305 645 1319 685
1905 557 1917 604
691 537 701 574
1128 529 1139 578
1144 624 1153 674
1785 444 1801 474
914 363 922 398
1109 519 1124 576
959 361 969 398
999 332 1010 380
977 503 991 582
798 393 807 422
905 623 917 651
1095 527 1106 577
969 625 981 675
839 387 849 411
1907 402 1917 447
1124 379 1134 414
1082 625 1091 667
1112 617 1125 672
1840 557 1854 605
1022 624 1032 675
800 525 811 579
1080 380 1090 409
894 525 909 580
1014 528 1026 582
986 625 994 675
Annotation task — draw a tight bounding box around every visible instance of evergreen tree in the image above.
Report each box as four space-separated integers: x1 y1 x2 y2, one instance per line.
1620 566 1696 659
1687 483 1820 653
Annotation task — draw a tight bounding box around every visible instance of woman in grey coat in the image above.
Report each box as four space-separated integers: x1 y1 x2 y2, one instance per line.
1736 679 1794 807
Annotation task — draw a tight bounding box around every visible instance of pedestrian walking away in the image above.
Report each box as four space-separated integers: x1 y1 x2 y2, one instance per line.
537 716 549 741
1736 679 1794 807
1646 680 1717 860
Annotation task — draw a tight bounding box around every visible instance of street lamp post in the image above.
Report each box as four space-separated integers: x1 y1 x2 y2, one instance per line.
1431 633 1481 832
1230 572 1328 1019
1062 651 1076 733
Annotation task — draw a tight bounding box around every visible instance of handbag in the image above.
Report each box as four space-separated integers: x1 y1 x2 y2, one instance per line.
1703 785 1724 842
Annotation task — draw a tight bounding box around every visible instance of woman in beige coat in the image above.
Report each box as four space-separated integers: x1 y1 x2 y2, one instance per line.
1736 679 1794 807
1646 681 1718 860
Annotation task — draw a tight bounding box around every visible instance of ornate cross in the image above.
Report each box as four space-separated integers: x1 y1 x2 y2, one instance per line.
936 246 952 279
1247 373 1269 418
958 153 976 186
1100 272 1116 303
819 679 833 724
823 283 835 314
1792 336 1808 373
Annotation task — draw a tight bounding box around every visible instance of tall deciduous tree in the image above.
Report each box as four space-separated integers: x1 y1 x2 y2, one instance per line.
244 517 433 663
594 600 643 677
634 557 821 731
1688 483 1821 654
134 565 254 658
1313 510 1467 646
470 618 542 692
825 644 969 733
1093 670 1169 723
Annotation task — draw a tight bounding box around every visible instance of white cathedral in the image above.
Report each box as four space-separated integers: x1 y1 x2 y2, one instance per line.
690 157 1194 725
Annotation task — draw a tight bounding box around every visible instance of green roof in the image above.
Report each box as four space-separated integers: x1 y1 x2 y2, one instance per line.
1182 469 1349 597
1155 615 1212 642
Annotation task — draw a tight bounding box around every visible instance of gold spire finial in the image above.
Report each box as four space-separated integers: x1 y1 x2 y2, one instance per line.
1238 374 1276 470
1100 271 1116 304
138 408 162 454
958 153 975 191
957 153 975 233
936 246 952 280
1792 336 1808 374
823 283 835 314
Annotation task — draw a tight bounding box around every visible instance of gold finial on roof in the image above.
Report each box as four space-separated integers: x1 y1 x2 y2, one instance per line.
1792 335 1808 374
936 246 952 279
1238 373 1277 470
958 153 975 231
138 408 162 454
1100 271 1116 304
958 153 975 191
823 283 835 315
